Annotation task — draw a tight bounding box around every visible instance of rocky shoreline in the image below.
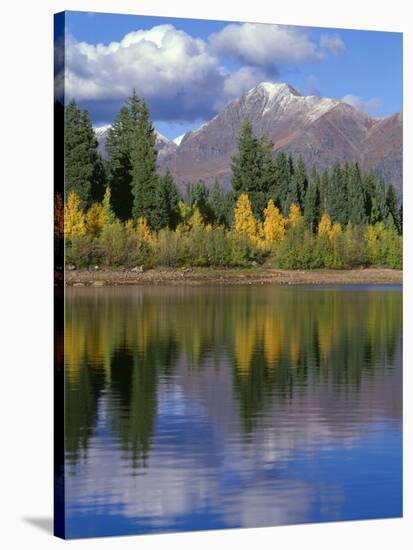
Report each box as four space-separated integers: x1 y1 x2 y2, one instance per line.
64 267 402 287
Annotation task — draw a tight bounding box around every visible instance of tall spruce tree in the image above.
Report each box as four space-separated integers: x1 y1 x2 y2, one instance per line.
130 100 159 225
64 100 102 209
292 156 308 209
273 152 291 215
363 171 377 222
348 163 367 225
152 169 181 230
187 182 214 223
377 179 388 221
208 179 227 225
385 184 400 232
106 91 142 220
231 120 260 192
328 162 348 225
284 177 300 214
231 120 267 218
90 154 107 203
319 168 330 213
261 138 277 191
304 175 320 233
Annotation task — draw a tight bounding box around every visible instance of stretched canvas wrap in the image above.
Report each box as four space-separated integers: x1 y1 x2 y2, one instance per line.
54 10 403 540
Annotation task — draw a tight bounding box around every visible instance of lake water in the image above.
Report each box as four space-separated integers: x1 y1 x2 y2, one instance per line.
64 284 402 538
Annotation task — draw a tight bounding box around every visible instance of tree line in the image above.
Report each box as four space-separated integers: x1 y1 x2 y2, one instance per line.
61 91 402 270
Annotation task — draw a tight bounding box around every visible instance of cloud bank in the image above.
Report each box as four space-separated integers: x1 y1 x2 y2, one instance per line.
62 22 345 123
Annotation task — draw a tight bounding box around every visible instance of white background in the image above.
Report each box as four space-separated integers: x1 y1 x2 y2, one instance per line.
0 0 411 548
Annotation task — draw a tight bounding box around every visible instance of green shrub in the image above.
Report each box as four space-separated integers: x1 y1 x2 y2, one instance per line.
273 220 314 269
65 234 101 268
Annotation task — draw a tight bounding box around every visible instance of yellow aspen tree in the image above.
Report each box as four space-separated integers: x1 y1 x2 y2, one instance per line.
188 207 204 229
102 187 115 225
287 203 302 226
85 202 106 236
329 222 342 240
234 193 258 239
64 192 86 239
124 219 135 235
263 199 286 244
178 200 193 224
318 213 332 236
136 217 155 245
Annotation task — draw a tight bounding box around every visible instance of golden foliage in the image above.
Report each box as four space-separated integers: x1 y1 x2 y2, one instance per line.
318 213 341 241
234 193 258 238
64 192 86 239
188 207 204 229
287 203 302 226
85 202 106 236
137 217 155 245
318 213 332 236
263 199 286 245
102 187 114 224
178 200 193 224
329 222 342 240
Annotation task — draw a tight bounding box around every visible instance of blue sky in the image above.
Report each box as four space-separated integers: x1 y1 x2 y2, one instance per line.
60 11 402 140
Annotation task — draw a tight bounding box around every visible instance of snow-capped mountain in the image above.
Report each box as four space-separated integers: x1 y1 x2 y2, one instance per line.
95 82 402 191
161 82 402 191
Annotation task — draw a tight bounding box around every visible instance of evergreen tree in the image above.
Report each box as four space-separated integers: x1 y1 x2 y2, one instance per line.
231 120 260 193
64 100 101 209
208 179 227 225
231 120 267 218
106 91 142 221
328 163 348 225
223 190 237 227
348 163 367 225
362 171 377 222
261 138 277 197
130 100 159 226
285 176 300 215
90 154 107 203
385 184 400 232
376 179 388 222
152 169 181 230
319 168 330 213
304 179 320 233
273 152 291 215
186 182 212 221
292 156 309 209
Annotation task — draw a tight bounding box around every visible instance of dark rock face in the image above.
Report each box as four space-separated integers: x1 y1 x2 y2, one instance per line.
95 82 402 193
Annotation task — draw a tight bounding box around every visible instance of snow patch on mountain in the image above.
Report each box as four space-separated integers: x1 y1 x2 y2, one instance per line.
173 134 185 146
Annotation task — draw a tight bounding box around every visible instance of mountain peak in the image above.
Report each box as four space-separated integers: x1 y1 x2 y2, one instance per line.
250 81 301 98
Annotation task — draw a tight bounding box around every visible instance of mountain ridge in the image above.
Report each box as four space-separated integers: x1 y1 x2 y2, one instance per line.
95 82 402 192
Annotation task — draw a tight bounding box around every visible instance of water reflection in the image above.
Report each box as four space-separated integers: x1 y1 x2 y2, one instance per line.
64 285 402 538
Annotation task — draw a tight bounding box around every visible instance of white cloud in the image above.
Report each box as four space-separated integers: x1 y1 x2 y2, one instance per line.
319 34 345 55
64 25 225 121
61 22 346 123
342 94 383 113
210 23 327 67
222 66 270 102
